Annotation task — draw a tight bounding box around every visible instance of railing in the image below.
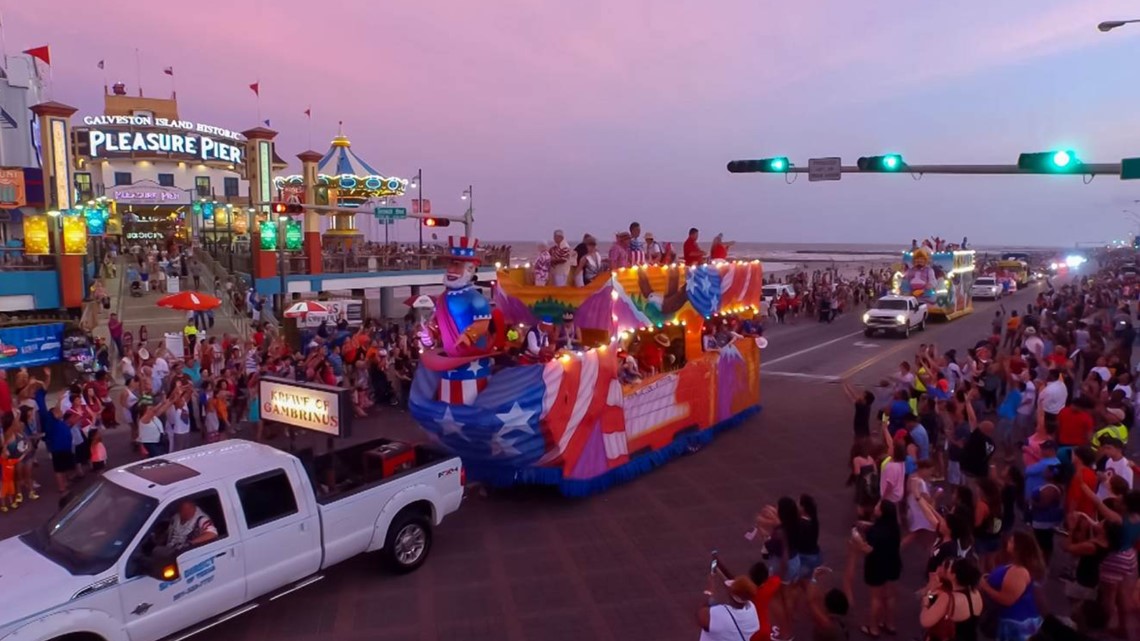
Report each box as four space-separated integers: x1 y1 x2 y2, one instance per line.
200 245 512 276
0 249 57 271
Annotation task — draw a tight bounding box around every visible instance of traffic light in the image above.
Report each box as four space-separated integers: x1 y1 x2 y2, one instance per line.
423 217 451 227
856 154 905 172
726 157 791 173
1017 150 1083 174
272 202 303 214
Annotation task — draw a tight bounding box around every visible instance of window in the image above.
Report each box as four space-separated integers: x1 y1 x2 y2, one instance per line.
126 489 227 577
158 173 175 187
73 172 93 201
114 172 132 186
235 469 298 528
195 176 211 198
224 177 240 198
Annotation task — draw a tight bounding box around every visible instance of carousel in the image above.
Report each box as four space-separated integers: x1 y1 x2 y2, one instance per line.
273 126 409 246
409 238 765 496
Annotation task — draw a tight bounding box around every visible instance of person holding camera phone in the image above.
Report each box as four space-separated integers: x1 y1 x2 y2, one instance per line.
697 552 761 641
919 558 984 641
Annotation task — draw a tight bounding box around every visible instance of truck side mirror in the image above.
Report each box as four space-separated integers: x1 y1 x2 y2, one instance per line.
147 548 180 582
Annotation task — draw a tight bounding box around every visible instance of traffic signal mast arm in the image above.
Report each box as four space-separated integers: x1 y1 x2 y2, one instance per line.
726 161 1123 176
256 201 467 226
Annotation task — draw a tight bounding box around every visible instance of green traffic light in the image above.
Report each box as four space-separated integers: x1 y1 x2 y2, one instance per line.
769 158 787 171
883 155 901 170
1051 151 1071 168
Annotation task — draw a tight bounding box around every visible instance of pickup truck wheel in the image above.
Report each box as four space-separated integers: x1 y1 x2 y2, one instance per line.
919 317 926 331
385 513 432 573
902 324 911 339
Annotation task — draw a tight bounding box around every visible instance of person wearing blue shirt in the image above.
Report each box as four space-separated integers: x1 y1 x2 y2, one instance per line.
30 374 80 493
1025 440 1061 501
997 382 1022 458
887 390 912 435
905 414 930 462
328 344 345 379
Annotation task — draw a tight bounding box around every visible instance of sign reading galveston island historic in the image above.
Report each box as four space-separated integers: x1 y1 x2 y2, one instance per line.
81 115 245 165
259 377 352 437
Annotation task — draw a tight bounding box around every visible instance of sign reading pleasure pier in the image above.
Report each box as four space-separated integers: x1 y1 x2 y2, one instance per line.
81 115 245 165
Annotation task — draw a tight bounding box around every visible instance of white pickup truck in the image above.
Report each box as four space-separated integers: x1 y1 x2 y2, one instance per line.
0 438 464 641
862 294 928 338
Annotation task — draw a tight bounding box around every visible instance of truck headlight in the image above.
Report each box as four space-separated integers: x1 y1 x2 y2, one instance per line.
896 314 907 324
862 312 870 323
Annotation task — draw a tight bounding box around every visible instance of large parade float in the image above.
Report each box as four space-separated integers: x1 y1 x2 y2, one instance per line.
893 241 976 320
409 237 764 496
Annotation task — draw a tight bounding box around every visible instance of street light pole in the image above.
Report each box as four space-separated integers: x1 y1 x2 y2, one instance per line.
278 215 287 316
414 168 424 253
461 185 473 237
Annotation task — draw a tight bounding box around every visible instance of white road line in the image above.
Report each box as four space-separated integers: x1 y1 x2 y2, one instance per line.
764 371 841 382
762 329 866 366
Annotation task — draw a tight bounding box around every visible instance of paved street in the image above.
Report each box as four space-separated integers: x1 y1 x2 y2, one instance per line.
0 285 1045 641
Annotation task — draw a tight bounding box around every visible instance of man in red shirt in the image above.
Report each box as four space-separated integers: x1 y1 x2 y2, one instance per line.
683 227 705 265
1067 446 1099 517
1056 397 1094 447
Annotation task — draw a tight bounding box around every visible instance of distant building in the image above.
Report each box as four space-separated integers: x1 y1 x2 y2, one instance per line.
0 54 45 168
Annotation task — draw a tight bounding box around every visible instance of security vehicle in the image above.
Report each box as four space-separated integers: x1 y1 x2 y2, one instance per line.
863 295 928 338
0 439 464 641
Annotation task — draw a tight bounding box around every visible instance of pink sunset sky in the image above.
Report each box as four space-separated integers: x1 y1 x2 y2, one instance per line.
13 0 1140 247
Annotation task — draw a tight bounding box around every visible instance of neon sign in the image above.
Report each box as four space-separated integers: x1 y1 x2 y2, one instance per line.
87 130 243 164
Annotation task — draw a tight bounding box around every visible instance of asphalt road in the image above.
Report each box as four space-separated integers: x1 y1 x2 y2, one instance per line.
0 285 1049 641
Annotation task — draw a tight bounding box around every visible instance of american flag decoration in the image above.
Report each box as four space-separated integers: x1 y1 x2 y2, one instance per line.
438 358 492 404
447 236 480 262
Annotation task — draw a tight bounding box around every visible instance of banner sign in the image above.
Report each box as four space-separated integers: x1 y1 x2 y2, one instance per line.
0 323 63 368
0 168 27 207
259 377 352 437
80 115 245 165
110 181 191 206
299 299 364 327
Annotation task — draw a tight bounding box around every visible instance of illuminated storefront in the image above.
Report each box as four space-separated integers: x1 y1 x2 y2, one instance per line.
70 85 283 249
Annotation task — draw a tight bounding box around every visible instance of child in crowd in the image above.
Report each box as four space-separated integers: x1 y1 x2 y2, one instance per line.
89 430 107 472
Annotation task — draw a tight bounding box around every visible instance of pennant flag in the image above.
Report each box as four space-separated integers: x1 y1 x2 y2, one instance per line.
163 66 174 76
304 107 311 118
97 60 104 70
263 119 271 127
23 46 50 65
0 107 17 130
249 82 259 96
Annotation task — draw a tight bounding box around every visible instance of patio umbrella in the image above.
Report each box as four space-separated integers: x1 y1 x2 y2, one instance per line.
156 290 222 312
284 300 331 318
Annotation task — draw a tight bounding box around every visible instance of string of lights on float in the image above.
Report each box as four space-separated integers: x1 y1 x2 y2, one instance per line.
495 258 763 368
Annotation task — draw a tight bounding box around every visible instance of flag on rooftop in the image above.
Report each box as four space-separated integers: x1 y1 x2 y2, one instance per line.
23 46 50 65
249 82 259 96
163 66 173 76
97 60 104 70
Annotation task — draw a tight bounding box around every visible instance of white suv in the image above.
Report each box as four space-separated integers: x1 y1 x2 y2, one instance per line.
971 276 1002 300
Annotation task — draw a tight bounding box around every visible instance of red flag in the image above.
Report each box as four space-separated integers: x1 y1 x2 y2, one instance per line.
97 60 104 70
304 107 311 118
23 46 50 65
163 66 173 76
249 82 259 96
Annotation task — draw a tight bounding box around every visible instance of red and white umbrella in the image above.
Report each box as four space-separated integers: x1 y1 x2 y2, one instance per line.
284 301 331 318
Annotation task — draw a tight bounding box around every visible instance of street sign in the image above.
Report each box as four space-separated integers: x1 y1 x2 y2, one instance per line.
373 207 407 220
808 157 842 182
1122 158 1140 180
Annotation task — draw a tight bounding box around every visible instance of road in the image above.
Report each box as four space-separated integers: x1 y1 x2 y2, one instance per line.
0 285 1046 641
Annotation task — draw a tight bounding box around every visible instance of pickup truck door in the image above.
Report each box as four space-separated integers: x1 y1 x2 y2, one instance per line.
119 487 246 641
230 466 321 600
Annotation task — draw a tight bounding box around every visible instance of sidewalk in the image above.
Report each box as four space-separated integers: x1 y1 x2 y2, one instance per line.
116 273 244 355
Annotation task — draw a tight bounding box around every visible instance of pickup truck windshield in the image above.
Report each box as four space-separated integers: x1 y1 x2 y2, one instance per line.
872 299 908 310
975 278 996 286
24 480 157 575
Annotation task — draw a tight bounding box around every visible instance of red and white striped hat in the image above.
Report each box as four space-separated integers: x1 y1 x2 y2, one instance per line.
447 236 481 263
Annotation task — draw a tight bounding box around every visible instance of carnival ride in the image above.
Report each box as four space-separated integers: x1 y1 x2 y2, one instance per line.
894 245 976 320
409 239 764 496
273 130 408 209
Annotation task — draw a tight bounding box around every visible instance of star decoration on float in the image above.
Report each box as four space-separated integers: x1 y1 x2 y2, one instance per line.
466 360 485 375
495 402 535 432
436 406 469 441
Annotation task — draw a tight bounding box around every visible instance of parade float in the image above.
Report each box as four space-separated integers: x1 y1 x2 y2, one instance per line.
996 258 1029 288
409 237 764 496
893 244 976 320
